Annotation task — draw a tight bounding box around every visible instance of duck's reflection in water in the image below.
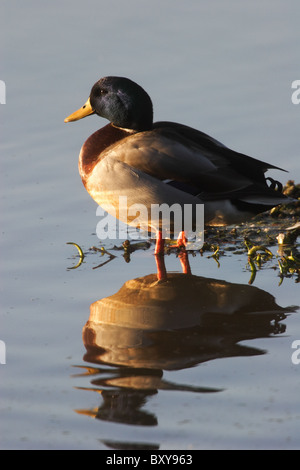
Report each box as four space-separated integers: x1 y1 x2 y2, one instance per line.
74 273 293 447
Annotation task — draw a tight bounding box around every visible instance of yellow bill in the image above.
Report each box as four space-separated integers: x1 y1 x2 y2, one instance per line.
64 97 94 122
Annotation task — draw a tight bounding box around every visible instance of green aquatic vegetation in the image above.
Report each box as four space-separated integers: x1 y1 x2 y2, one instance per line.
65 183 299 286
66 234 299 285
85 245 118 269
199 242 221 267
67 241 84 259
121 240 152 263
247 245 273 259
206 245 220 267
278 252 300 284
66 242 85 269
243 241 274 284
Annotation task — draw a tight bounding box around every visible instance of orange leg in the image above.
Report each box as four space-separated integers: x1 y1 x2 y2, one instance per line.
154 230 191 280
154 231 167 281
177 231 191 274
155 253 167 281
178 250 191 275
176 231 187 248
154 230 165 255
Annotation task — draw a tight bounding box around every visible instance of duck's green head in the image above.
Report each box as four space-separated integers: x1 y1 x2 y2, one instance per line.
65 76 153 131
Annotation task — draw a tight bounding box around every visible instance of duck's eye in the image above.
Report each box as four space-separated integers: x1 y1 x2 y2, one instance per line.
100 89 108 95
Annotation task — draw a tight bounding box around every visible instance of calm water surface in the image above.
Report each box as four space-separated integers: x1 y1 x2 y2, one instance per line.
1 0 299 450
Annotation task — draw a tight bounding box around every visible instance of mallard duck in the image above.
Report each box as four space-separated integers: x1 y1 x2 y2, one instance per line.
65 76 290 257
